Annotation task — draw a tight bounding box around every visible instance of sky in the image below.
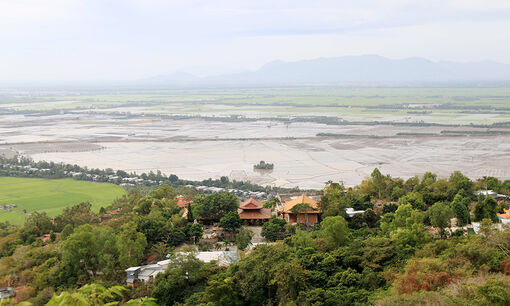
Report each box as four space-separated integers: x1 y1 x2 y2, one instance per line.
1 0 510 82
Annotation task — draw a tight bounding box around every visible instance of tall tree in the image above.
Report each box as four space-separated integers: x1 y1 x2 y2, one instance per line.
153 253 215 305
398 192 426 211
188 223 204 244
451 193 470 226
192 193 239 222
429 202 453 237
318 216 350 249
448 171 474 200
474 196 499 222
474 199 489 222
19 211 54 243
60 225 119 284
363 208 379 228
235 227 254 250
54 202 98 230
319 181 346 217
219 211 242 233
116 224 147 268
230 243 307 305
261 218 286 242
149 184 176 200
381 204 425 233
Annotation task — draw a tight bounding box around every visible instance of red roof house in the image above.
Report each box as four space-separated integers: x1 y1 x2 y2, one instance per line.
237 198 271 224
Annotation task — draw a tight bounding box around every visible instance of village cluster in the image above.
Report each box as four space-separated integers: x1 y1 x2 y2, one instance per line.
124 192 329 286
124 190 510 286
0 158 276 199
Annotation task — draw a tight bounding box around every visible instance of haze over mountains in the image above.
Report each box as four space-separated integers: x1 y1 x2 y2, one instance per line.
144 55 510 87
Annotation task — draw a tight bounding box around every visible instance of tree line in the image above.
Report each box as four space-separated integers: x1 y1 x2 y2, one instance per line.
0 155 301 194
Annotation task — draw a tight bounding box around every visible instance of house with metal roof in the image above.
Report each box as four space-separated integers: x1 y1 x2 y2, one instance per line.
125 251 241 286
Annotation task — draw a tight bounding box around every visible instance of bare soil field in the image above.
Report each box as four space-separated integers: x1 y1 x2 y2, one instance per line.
1 107 510 189
18 134 510 189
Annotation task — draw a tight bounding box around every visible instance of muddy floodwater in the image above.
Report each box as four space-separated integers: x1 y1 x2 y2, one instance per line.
1 114 510 189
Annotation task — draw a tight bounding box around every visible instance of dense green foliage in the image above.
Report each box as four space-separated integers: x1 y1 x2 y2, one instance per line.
218 211 241 232
192 193 239 222
152 252 221 305
1 170 510 305
235 227 254 250
261 217 287 241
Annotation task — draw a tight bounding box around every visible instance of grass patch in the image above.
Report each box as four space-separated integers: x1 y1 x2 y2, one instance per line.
0 177 125 225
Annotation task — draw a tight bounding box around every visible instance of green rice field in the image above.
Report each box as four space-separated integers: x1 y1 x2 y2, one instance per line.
0 177 126 225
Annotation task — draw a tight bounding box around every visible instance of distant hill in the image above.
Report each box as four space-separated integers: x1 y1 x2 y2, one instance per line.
140 71 200 85
144 55 510 86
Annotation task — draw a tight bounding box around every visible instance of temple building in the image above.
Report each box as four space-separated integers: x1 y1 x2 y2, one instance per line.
280 194 322 225
237 198 272 224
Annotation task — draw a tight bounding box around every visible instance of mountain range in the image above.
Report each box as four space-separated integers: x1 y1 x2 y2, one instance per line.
143 55 510 86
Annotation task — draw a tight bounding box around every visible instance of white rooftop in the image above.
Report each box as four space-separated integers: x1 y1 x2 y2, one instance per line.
345 207 365 217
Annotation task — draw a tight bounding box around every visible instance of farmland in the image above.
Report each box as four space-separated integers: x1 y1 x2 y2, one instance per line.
3 87 510 125
0 177 125 224
1 87 510 189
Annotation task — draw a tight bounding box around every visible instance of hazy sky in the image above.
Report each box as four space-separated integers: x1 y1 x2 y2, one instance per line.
1 0 510 81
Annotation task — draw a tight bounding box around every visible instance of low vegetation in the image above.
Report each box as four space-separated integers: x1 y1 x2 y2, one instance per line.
0 177 125 224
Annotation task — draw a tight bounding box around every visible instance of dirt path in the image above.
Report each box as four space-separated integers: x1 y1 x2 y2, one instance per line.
246 226 264 243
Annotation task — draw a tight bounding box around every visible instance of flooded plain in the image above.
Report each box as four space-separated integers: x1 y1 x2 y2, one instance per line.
1 113 509 189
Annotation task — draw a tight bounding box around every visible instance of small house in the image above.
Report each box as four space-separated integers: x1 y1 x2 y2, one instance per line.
125 251 241 286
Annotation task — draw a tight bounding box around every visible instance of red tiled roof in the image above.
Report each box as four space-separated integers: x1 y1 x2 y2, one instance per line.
175 196 192 208
238 208 272 220
240 198 264 210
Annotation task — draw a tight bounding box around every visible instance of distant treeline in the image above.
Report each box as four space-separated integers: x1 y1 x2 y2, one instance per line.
441 130 510 136
0 155 303 194
144 114 510 129
367 102 510 112
5 106 510 129
317 130 510 138
395 132 438 136
316 133 379 138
